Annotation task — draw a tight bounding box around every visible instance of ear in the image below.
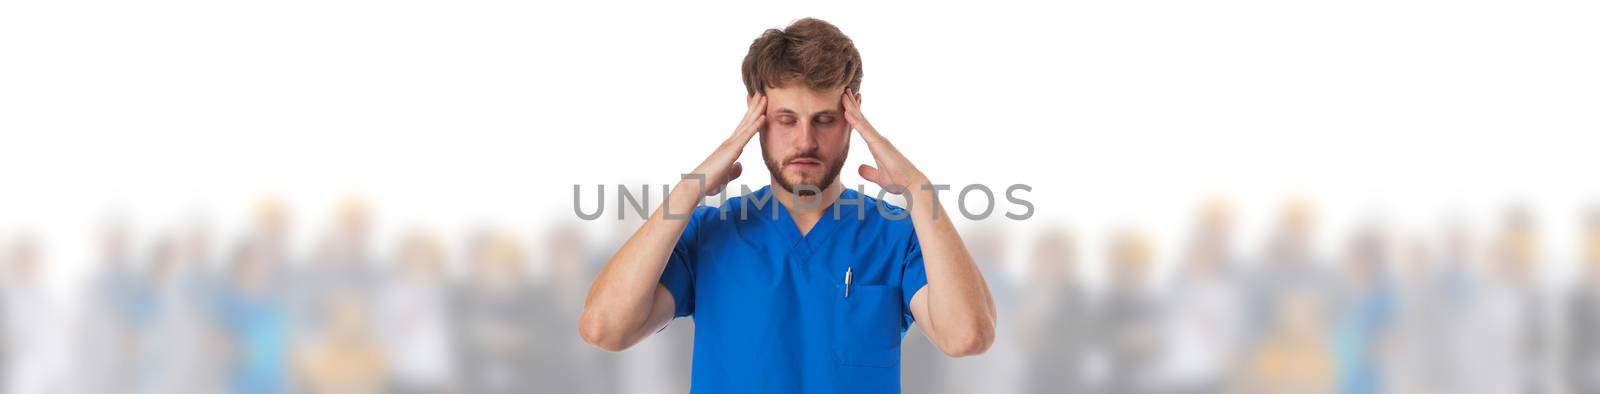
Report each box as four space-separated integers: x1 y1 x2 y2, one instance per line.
853 92 862 106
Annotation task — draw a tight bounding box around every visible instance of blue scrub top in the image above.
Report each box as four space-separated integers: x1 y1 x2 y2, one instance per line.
659 185 929 394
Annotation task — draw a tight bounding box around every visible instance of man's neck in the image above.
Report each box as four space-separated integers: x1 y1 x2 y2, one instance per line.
771 180 844 237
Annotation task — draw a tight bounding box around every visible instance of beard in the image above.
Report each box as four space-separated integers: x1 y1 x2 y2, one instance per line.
761 137 847 197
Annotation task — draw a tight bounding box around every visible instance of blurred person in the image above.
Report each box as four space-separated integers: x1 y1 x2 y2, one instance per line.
176 217 218 270
1566 207 1600 394
1019 227 1095 394
319 198 380 285
1237 290 1335 394
374 231 458 394
224 197 297 394
293 295 386 394
170 219 229 393
3 236 68 393
214 241 293 394
1150 200 1249 394
1247 199 1336 346
1329 228 1396 394
578 18 997 394
1094 229 1165 394
1464 207 1549 394
252 197 295 269
454 230 540 394
1384 235 1445 394
294 198 380 343
1387 223 1481 394
79 219 145 392
134 235 228 393
125 237 174 392
1428 220 1483 394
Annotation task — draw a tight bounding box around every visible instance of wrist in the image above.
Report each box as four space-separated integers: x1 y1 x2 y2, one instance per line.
662 178 708 214
671 178 708 200
906 177 949 214
903 174 932 191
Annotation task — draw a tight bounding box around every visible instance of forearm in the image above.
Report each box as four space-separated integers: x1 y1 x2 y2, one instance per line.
906 179 997 355
579 179 704 350
839 89 995 355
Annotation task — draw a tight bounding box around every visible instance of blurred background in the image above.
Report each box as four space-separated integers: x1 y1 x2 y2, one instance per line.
3 0 1599 393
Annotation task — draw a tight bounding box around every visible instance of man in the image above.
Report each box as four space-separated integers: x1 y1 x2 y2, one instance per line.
578 18 998 393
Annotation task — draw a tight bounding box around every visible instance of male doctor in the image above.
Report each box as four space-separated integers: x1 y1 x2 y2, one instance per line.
579 18 998 393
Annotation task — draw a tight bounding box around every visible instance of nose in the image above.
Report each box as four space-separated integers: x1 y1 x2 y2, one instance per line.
794 121 819 152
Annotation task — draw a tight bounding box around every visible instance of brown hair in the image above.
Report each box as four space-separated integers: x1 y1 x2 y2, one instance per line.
741 18 863 97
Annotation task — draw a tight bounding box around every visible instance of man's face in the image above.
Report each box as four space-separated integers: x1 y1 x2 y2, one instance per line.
758 85 851 196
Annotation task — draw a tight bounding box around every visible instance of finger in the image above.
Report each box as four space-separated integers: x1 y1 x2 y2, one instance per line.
735 114 766 142
858 164 901 195
711 162 743 195
707 113 760 179
840 89 858 118
841 90 880 140
718 113 765 159
745 94 766 116
738 95 768 131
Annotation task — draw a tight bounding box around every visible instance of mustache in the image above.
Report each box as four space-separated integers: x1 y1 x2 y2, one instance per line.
784 151 824 164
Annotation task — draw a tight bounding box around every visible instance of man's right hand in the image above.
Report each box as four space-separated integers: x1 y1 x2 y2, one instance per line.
688 94 766 196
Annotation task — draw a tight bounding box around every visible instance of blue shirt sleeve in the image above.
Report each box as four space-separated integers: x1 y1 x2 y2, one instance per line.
658 205 713 318
900 230 928 325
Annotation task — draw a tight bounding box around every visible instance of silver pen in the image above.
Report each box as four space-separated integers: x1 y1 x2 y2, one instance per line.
844 267 853 298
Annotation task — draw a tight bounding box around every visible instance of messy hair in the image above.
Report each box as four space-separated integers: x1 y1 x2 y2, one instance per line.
741 18 863 97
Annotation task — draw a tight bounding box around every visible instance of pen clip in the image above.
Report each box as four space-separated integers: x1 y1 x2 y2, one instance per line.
844 267 853 299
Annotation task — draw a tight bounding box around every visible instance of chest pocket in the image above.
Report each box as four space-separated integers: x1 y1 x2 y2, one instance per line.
832 284 903 368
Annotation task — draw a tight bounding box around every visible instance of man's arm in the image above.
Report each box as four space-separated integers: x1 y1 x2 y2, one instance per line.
843 90 998 357
578 95 767 352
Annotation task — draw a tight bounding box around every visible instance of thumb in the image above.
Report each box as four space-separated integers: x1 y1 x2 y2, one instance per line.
711 162 742 195
859 164 900 194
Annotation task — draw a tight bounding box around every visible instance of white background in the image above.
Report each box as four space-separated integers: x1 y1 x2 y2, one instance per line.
3 0 1599 298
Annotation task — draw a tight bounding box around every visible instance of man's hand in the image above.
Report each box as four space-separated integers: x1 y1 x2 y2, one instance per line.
843 89 928 193
842 89 998 357
690 94 767 196
580 94 767 352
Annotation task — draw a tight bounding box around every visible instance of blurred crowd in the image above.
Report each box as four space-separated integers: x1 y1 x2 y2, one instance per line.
2 196 1600 394
911 199 1600 394
0 198 687 394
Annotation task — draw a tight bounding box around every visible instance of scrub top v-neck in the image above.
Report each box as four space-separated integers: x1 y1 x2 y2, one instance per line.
658 185 929 394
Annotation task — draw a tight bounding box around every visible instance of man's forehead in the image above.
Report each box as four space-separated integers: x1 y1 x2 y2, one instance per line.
765 86 845 114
